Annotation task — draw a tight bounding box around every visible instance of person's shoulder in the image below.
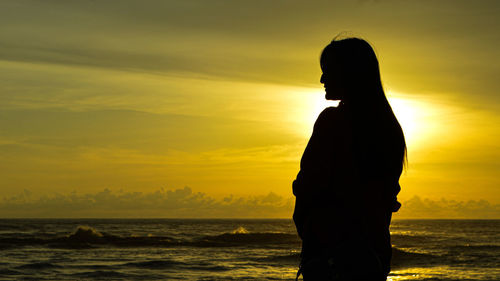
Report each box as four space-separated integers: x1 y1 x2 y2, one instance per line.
314 106 341 130
317 106 342 122
319 106 340 117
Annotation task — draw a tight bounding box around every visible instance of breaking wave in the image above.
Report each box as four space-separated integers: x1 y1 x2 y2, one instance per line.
0 225 488 269
0 225 299 249
192 232 300 247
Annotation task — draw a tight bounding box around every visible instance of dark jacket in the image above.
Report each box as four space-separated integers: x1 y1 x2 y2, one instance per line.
292 102 404 274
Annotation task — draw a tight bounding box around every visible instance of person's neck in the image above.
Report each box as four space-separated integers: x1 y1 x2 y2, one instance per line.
341 98 376 108
338 99 353 108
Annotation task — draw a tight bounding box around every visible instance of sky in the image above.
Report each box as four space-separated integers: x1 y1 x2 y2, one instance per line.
0 0 499 218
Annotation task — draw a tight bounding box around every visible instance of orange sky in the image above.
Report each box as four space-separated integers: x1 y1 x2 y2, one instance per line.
0 0 499 218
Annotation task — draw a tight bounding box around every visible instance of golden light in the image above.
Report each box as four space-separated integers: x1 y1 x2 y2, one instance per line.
290 88 448 153
387 95 420 147
289 87 339 136
387 91 450 152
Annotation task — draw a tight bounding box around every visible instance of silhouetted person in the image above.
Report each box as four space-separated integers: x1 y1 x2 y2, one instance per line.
293 37 406 281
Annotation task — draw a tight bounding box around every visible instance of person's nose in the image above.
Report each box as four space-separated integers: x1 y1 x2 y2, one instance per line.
320 73 324 84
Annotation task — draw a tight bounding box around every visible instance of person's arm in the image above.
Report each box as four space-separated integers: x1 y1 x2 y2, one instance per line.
293 107 339 197
293 107 340 238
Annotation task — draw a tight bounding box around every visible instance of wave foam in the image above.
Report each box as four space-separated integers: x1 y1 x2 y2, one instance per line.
67 226 103 242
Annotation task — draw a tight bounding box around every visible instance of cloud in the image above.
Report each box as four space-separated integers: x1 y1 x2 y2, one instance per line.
0 0 319 86
394 196 500 219
1 188 499 219
0 187 294 218
2 0 498 98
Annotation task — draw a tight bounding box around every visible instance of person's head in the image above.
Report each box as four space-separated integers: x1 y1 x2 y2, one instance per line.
320 37 385 103
321 36 407 170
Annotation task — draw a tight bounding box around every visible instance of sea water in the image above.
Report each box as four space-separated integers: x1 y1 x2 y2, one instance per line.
0 219 498 280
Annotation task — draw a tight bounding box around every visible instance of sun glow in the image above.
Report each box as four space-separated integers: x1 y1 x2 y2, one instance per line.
294 88 447 152
291 88 339 134
387 92 447 151
387 96 420 147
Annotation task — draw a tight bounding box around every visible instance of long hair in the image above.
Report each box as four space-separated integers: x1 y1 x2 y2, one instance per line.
320 37 407 173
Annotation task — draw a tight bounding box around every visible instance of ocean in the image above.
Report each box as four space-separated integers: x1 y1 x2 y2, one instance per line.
0 219 498 280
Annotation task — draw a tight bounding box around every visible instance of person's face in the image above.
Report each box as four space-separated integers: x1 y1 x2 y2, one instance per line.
320 66 345 101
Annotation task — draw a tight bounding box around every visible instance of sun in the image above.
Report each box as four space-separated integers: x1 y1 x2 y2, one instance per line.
386 91 446 151
387 96 419 146
289 87 445 155
303 89 340 127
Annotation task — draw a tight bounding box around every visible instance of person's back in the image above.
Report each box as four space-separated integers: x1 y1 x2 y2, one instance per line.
293 37 406 281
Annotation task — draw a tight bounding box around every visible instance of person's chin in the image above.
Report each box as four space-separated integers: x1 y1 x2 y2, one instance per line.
325 92 340 101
